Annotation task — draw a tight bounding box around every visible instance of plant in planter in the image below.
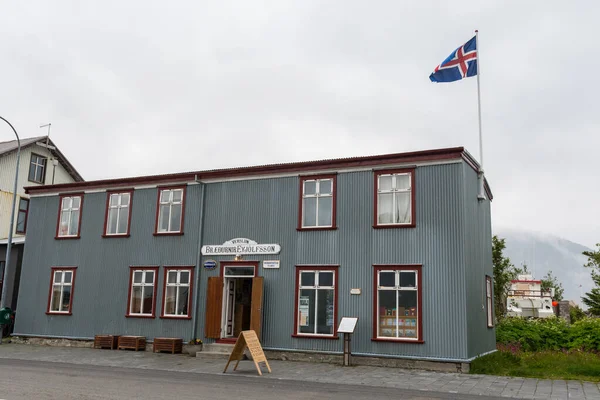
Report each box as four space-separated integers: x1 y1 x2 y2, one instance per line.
187 339 203 356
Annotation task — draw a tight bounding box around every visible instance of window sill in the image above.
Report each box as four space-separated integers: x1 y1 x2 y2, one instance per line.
27 179 44 185
292 334 339 340
153 232 184 236
371 338 424 344
297 227 337 231
126 314 155 319
102 234 131 238
54 236 81 240
160 315 192 320
372 223 416 229
46 311 72 316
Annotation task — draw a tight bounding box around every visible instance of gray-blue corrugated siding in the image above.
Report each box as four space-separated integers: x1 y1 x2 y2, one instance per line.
197 163 470 360
15 161 495 361
463 164 496 358
13 185 202 339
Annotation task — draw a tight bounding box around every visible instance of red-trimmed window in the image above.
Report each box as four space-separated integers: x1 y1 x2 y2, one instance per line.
162 267 193 318
0 261 5 301
56 194 83 238
126 267 158 318
298 175 337 230
374 265 422 342
374 169 415 228
47 267 77 315
104 191 133 236
486 275 494 328
16 197 30 234
294 266 338 338
155 187 185 235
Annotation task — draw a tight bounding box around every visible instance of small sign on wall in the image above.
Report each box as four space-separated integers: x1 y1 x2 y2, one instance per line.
350 288 361 295
203 260 217 270
263 260 280 269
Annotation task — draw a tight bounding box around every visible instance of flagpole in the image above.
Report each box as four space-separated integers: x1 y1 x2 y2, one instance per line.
475 29 485 200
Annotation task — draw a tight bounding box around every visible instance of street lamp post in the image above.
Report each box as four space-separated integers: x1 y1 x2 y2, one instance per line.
0 116 20 324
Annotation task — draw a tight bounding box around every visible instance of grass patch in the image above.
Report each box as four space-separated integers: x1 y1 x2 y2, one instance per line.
471 350 600 381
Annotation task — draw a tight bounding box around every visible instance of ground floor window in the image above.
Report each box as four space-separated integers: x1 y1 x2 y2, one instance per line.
374 265 422 341
162 267 193 318
127 267 158 317
294 266 338 337
47 267 77 314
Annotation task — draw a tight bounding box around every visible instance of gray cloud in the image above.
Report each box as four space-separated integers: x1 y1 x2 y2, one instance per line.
1 0 599 246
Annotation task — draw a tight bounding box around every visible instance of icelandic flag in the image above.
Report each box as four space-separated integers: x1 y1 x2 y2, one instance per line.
429 36 477 83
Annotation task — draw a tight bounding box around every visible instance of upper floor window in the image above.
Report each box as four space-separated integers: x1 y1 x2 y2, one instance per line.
16 197 30 234
56 194 83 238
294 267 338 337
28 153 47 184
374 169 415 228
155 187 185 235
104 191 132 237
298 175 336 230
47 267 77 315
162 267 193 318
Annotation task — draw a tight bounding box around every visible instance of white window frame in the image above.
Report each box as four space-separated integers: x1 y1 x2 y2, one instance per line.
376 269 419 340
129 269 156 316
29 153 47 183
157 188 184 233
58 195 82 237
49 269 74 313
301 178 334 228
376 172 412 226
486 276 494 328
297 269 336 336
163 268 192 317
106 192 131 235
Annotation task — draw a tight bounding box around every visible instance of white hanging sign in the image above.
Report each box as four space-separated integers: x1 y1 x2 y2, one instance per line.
201 238 281 256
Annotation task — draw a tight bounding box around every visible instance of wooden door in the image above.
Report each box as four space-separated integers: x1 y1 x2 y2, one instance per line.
250 277 264 339
205 277 224 338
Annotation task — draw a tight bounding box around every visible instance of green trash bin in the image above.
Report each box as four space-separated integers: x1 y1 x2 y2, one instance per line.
0 308 12 325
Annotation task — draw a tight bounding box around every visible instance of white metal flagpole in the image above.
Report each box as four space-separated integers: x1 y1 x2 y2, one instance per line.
475 29 485 200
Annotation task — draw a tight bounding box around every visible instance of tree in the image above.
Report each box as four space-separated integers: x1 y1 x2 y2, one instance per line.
492 235 524 318
541 270 564 301
581 244 600 315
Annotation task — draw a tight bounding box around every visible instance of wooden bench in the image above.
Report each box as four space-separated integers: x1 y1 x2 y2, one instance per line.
117 335 146 351
94 335 119 350
153 337 183 354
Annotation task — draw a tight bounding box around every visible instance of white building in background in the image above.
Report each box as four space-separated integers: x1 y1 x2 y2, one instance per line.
0 136 82 313
506 274 555 318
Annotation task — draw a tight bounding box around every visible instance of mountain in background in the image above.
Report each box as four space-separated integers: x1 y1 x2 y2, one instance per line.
495 228 592 306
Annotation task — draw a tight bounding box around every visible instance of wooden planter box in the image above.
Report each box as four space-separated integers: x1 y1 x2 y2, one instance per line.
117 335 146 351
94 335 119 350
153 337 183 354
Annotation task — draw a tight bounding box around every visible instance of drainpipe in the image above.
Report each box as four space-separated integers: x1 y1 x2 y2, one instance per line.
191 177 206 341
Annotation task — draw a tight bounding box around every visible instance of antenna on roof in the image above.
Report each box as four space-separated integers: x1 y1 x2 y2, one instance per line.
40 123 51 146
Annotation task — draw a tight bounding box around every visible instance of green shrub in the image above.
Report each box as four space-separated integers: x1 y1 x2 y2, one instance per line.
569 318 600 351
496 317 569 351
496 316 600 352
571 306 586 324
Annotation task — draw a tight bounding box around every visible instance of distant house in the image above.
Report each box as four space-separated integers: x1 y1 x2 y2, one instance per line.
0 136 82 313
14 146 495 367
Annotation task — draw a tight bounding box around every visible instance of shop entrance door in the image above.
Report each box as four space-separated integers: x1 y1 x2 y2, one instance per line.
205 263 263 340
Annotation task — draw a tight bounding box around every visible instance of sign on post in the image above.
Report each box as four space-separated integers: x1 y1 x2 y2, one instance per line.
337 317 358 367
223 330 271 376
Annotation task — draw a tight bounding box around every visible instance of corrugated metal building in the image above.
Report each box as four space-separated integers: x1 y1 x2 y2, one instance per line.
13 146 495 363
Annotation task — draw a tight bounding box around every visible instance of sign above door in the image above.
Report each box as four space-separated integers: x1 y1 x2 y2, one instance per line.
201 238 281 256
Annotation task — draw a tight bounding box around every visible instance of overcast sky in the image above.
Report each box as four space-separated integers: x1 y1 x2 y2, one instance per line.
1 1 598 247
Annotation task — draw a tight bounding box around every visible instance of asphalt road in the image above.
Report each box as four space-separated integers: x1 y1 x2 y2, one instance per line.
0 358 506 400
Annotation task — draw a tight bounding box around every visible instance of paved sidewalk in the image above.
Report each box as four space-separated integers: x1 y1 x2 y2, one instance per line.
0 343 598 399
